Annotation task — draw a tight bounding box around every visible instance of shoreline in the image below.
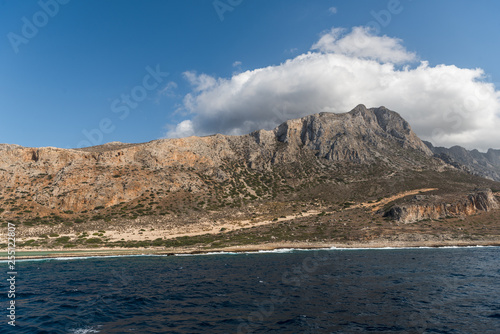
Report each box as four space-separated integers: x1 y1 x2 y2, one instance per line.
3 239 500 261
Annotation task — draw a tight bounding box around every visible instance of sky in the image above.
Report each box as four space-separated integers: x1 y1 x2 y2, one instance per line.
1 0 500 151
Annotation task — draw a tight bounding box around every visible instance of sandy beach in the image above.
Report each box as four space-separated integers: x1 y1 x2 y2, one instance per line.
3 239 500 261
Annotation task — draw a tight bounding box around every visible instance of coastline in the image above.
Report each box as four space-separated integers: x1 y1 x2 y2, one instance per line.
3 239 500 261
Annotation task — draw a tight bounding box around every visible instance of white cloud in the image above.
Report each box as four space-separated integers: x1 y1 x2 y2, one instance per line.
328 7 337 14
166 26 500 151
168 119 194 138
311 26 417 64
183 71 218 92
232 61 242 67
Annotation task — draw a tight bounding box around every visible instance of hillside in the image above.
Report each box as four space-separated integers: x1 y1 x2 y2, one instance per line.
1 105 500 251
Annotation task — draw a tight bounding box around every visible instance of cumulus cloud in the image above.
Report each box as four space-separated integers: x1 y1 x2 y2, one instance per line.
328 7 337 14
183 71 217 92
168 119 194 138
166 26 500 151
311 27 416 64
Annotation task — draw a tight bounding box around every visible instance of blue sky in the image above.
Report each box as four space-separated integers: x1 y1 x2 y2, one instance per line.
1 0 500 150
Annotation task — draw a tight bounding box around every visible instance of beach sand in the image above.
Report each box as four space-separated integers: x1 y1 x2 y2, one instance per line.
3 239 500 260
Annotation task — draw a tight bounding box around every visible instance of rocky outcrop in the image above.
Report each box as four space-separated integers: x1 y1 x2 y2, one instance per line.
425 142 500 181
270 104 432 164
385 189 499 223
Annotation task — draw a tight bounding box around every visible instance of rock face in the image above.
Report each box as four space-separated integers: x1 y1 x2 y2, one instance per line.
425 142 500 181
270 104 432 163
385 189 499 223
0 104 489 215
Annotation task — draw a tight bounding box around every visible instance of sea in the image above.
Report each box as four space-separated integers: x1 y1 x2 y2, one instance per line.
1 247 500 333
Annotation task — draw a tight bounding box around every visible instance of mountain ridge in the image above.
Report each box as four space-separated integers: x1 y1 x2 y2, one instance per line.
1 105 499 250
425 141 500 181
0 104 492 214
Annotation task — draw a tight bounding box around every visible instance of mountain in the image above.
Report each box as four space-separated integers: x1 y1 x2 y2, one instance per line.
425 141 500 181
1 105 499 250
0 105 438 213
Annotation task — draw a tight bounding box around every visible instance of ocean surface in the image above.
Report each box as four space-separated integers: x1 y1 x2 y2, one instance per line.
1 247 500 333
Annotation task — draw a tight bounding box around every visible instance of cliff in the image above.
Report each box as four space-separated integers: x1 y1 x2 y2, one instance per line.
269 104 432 163
0 104 499 236
0 105 438 214
384 189 499 223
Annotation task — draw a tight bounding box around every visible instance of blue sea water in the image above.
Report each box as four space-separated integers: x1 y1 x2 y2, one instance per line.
1 247 500 333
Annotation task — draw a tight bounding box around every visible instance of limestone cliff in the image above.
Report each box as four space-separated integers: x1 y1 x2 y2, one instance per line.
269 104 432 164
385 189 499 223
0 105 496 221
0 105 440 213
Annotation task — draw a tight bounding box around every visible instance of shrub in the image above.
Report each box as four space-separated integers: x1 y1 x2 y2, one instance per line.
55 236 71 243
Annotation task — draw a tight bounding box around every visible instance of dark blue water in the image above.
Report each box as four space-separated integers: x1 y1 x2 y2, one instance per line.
1 247 500 333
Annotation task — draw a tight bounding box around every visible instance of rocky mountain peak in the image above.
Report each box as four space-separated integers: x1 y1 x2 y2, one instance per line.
272 105 432 163
486 149 500 165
